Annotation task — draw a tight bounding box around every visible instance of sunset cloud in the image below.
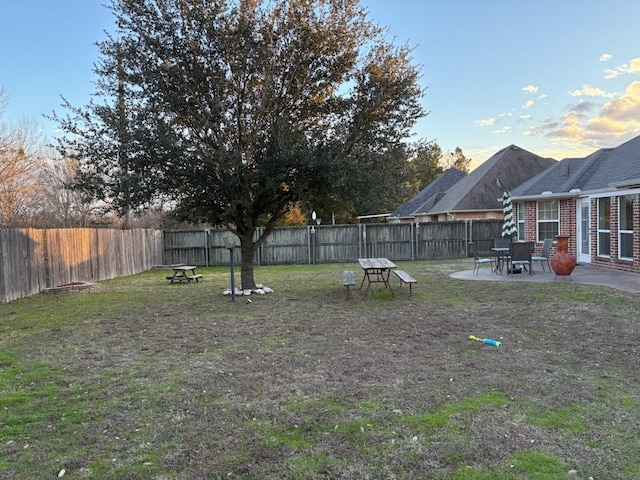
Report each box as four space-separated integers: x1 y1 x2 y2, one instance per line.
522 100 534 109
522 85 538 94
493 126 512 134
599 53 612 62
604 58 640 79
594 80 640 123
544 81 640 149
569 84 616 98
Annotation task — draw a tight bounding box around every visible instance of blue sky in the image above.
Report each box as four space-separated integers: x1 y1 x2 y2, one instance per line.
1 1 639 170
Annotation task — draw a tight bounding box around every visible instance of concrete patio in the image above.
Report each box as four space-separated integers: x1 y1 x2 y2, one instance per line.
450 262 640 294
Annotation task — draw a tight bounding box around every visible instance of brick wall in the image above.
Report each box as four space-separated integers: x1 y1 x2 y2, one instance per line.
521 195 640 273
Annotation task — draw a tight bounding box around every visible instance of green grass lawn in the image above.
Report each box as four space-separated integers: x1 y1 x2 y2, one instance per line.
1 259 639 479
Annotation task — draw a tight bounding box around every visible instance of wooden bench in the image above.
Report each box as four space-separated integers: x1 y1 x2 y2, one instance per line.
166 274 203 283
343 270 356 299
393 269 416 297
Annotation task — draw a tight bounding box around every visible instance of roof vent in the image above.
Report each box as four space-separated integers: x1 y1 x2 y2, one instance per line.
542 191 553 195
569 188 581 193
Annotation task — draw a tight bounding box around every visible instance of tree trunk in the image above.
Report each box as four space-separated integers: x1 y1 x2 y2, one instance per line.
239 233 257 290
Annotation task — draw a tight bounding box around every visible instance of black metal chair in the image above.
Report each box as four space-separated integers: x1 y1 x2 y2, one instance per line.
532 238 553 272
470 242 494 275
508 242 533 275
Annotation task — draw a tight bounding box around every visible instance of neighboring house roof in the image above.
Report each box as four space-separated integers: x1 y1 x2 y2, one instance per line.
395 168 466 217
511 134 640 199
428 145 557 215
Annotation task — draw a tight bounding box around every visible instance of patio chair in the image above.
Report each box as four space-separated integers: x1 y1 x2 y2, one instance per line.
532 238 553 272
470 242 494 275
494 238 511 249
508 241 533 275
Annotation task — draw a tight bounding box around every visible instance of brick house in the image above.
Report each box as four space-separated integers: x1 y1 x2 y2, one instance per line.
511 135 640 273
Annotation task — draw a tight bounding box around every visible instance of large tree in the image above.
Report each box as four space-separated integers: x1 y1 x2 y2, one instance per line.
54 0 425 288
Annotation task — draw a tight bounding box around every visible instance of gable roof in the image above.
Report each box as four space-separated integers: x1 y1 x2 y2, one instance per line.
395 168 466 217
511 134 640 199
428 145 557 215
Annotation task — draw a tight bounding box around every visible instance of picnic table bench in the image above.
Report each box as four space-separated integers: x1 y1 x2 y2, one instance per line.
343 270 356 299
166 265 203 283
393 269 417 297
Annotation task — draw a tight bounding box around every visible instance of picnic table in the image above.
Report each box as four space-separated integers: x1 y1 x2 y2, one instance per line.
166 265 203 283
358 257 396 297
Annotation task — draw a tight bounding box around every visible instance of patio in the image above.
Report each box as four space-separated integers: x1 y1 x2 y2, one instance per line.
451 262 640 294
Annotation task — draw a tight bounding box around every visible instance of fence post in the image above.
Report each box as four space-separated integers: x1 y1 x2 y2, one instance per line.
43 230 51 288
204 229 210 267
466 219 471 257
409 222 418 261
361 224 367 258
310 224 317 264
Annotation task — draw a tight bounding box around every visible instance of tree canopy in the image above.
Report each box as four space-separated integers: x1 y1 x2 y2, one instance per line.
53 0 426 288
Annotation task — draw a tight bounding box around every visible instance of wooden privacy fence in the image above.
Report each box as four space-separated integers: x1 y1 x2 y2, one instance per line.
0 222 502 302
163 220 503 267
0 228 164 303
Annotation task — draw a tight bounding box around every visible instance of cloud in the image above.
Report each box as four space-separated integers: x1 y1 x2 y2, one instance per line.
520 114 532 120
475 117 496 127
523 120 560 137
522 85 538 94
604 58 640 79
545 114 584 142
572 100 597 115
591 80 640 125
493 126 512 134
569 84 616 98
542 80 640 149
522 100 534 109
599 53 612 62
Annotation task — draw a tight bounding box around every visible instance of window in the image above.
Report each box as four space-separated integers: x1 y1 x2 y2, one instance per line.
517 202 525 241
619 195 634 260
598 197 611 257
537 200 558 241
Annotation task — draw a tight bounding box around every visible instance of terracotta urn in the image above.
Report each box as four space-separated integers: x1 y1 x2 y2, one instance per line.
550 235 576 277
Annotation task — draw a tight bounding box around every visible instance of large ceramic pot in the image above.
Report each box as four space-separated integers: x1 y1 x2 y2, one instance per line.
550 235 576 276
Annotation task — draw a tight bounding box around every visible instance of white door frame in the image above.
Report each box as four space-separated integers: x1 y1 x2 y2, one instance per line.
576 197 591 263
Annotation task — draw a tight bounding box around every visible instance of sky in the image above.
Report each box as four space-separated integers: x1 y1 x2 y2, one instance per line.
1 0 639 170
